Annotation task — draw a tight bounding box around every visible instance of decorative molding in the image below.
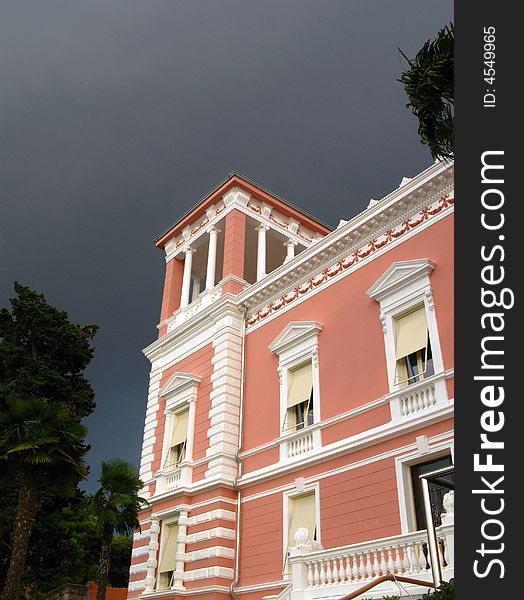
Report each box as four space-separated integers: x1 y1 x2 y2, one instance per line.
268 321 323 355
245 194 453 327
159 372 202 405
367 258 436 302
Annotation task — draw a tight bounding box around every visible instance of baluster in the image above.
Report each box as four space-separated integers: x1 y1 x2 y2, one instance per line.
352 554 359 580
325 558 333 584
319 560 326 585
313 561 320 586
358 552 366 579
386 547 395 573
307 562 314 587
412 543 421 572
379 549 387 575
438 539 447 567
402 544 411 573
332 556 339 583
365 552 373 579
422 543 430 570
344 556 352 582
372 550 380 577
395 546 402 573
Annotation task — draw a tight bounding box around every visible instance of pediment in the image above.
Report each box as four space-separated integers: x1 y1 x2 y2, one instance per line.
159 372 202 401
367 259 435 301
269 321 323 355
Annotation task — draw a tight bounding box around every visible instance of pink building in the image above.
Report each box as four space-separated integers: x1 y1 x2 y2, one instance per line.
128 161 454 600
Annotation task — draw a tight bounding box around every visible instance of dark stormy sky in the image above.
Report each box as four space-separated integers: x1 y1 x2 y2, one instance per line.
0 1 453 492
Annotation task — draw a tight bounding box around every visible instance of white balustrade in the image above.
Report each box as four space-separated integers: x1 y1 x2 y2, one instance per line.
290 526 453 592
165 468 182 491
400 382 437 416
287 430 314 458
387 372 450 421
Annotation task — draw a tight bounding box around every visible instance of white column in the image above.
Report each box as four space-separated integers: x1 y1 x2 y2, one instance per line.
180 247 194 309
256 224 269 281
205 226 219 290
284 239 297 263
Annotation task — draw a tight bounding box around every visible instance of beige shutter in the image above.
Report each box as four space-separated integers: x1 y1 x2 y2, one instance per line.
158 523 179 573
288 493 316 543
170 410 189 447
395 306 428 360
287 363 313 408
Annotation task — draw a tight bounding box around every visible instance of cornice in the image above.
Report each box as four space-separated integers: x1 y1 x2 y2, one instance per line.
240 161 453 327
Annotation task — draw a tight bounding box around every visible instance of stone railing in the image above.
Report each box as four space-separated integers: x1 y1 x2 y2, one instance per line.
164 276 250 334
155 465 189 495
166 286 224 333
289 524 454 599
287 429 314 458
387 372 450 421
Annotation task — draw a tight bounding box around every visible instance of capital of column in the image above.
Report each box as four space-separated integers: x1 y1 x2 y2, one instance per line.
182 246 195 255
255 223 270 232
206 225 220 235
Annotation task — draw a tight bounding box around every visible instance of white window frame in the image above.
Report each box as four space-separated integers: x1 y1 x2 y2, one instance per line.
269 322 322 461
282 481 321 576
157 514 180 590
395 439 454 533
157 372 201 491
368 259 445 391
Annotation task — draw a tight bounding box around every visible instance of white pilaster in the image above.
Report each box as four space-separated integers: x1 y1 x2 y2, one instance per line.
256 224 269 281
144 519 160 593
205 306 244 479
173 510 189 589
206 226 219 290
180 247 195 309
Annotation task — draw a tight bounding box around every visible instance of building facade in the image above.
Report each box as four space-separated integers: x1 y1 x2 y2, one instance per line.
128 161 454 600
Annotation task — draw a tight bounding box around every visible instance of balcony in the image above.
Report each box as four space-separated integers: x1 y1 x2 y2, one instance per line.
289 524 454 600
280 426 321 462
387 371 451 421
155 465 192 495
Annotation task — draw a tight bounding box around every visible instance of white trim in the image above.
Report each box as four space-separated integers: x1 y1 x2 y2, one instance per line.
394 439 455 533
282 482 321 575
242 430 454 504
245 206 453 334
270 322 323 462
185 526 236 545
367 258 446 396
238 400 453 489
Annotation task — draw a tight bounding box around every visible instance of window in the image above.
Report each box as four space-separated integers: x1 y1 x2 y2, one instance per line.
283 487 320 574
288 492 317 543
164 410 189 469
367 259 447 402
282 362 314 432
411 455 453 530
157 521 179 590
394 306 435 386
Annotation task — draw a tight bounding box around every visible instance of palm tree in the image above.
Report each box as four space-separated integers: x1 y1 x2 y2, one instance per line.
0 399 88 600
399 23 454 160
90 459 146 600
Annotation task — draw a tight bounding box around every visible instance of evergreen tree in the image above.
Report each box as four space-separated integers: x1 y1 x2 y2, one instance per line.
0 283 97 599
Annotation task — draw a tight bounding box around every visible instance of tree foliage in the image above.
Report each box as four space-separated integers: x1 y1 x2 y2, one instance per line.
0 283 97 599
399 23 454 160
